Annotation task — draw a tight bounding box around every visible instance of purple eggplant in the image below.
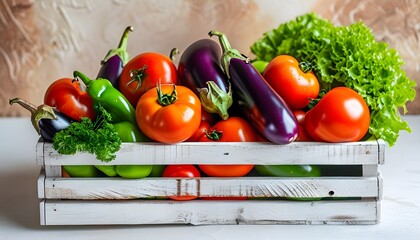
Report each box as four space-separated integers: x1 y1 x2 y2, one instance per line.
209 30 298 144
9 98 73 142
178 39 232 120
96 26 133 88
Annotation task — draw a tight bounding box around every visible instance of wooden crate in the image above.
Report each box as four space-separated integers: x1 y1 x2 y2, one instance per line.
36 139 385 225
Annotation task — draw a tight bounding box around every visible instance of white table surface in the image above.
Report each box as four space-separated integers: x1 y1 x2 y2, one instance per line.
1 116 419 240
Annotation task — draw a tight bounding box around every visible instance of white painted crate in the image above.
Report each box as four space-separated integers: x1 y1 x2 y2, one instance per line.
36 139 385 225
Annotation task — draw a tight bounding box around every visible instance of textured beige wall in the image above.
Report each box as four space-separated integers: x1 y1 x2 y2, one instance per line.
1 0 419 117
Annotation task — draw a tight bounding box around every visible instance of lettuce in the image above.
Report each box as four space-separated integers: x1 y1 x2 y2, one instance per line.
251 13 416 146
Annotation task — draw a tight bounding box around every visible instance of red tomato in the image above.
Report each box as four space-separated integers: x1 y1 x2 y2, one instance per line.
293 110 312 141
136 84 201 144
304 87 370 142
44 78 95 121
198 117 256 177
186 121 211 142
119 52 178 106
263 55 320 110
163 165 200 201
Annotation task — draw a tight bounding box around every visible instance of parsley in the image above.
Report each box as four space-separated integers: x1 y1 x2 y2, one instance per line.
251 13 416 146
52 106 121 162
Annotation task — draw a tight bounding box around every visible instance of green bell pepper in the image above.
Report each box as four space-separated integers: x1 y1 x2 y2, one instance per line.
63 165 101 177
95 121 153 178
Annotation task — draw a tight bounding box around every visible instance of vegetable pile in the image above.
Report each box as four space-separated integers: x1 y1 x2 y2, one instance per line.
251 13 416 146
9 13 416 186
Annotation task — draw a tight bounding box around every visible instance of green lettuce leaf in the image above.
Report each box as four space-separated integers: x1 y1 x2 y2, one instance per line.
251 13 416 146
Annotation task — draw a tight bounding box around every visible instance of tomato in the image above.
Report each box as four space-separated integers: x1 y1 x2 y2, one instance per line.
304 87 370 142
293 110 312 141
186 120 211 142
263 55 320 110
136 84 201 144
198 117 256 177
119 52 178 106
44 78 95 121
162 165 200 200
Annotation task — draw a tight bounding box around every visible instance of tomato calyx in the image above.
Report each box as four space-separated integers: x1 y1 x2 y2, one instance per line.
298 61 313 73
204 129 223 141
156 83 178 106
127 65 148 93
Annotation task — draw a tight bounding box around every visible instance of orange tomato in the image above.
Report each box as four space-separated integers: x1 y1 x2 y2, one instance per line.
135 84 201 144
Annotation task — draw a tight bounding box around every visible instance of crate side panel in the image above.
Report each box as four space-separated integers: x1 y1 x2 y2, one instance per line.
43 199 379 225
42 141 380 166
44 177 380 199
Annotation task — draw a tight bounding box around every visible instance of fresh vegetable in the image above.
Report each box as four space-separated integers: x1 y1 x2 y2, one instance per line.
251 60 269 74
186 120 211 142
255 165 321 177
52 105 122 162
209 30 298 144
74 71 137 125
62 165 101 178
263 55 319 110
119 52 178 106
304 87 370 142
95 121 151 178
162 165 201 201
251 13 416 146
178 39 232 120
293 110 312 141
9 97 73 142
135 84 201 144
96 26 133 88
44 78 95 121
198 117 256 177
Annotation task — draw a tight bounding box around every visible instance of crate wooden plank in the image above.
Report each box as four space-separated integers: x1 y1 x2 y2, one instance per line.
37 170 45 199
40 200 46 226
42 176 380 200
36 139 45 166
38 140 383 166
41 199 380 225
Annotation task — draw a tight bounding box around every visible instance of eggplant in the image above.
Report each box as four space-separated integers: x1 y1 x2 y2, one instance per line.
9 98 73 142
96 26 133 88
178 39 232 120
209 30 298 144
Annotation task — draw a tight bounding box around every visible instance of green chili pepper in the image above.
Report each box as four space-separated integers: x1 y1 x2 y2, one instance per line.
74 71 136 125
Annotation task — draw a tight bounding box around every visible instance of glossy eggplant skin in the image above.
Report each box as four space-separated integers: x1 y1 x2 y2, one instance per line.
96 54 123 87
179 39 227 90
229 58 298 144
39 110 73 142
178 39 232 120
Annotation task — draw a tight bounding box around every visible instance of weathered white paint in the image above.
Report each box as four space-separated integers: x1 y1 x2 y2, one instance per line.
37 140 384 166
41 175 381 200
40 199 380 225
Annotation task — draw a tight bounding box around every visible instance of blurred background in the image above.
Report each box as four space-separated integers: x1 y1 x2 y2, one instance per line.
1 0 419 117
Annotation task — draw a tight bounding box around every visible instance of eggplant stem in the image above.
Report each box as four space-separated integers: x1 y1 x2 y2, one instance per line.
9 97 37 113
208 30 247 78
101 26 134 65
169 48 179 62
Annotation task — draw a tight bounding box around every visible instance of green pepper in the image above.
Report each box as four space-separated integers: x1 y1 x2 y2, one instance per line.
95 121 153 178
74 70 136 125
255 165 322 201
63 165 101 177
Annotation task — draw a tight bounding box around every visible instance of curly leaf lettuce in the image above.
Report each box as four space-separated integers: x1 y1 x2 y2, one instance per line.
251 13 416 146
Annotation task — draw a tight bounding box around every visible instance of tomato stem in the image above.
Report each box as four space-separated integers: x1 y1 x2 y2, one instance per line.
156 83 178 106
204 130 223 141
299 61 312 73
127 65 148 93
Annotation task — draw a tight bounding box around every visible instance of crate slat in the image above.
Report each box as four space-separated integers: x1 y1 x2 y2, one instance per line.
40 199 380 225
41 175 381 200
39 140 384 166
